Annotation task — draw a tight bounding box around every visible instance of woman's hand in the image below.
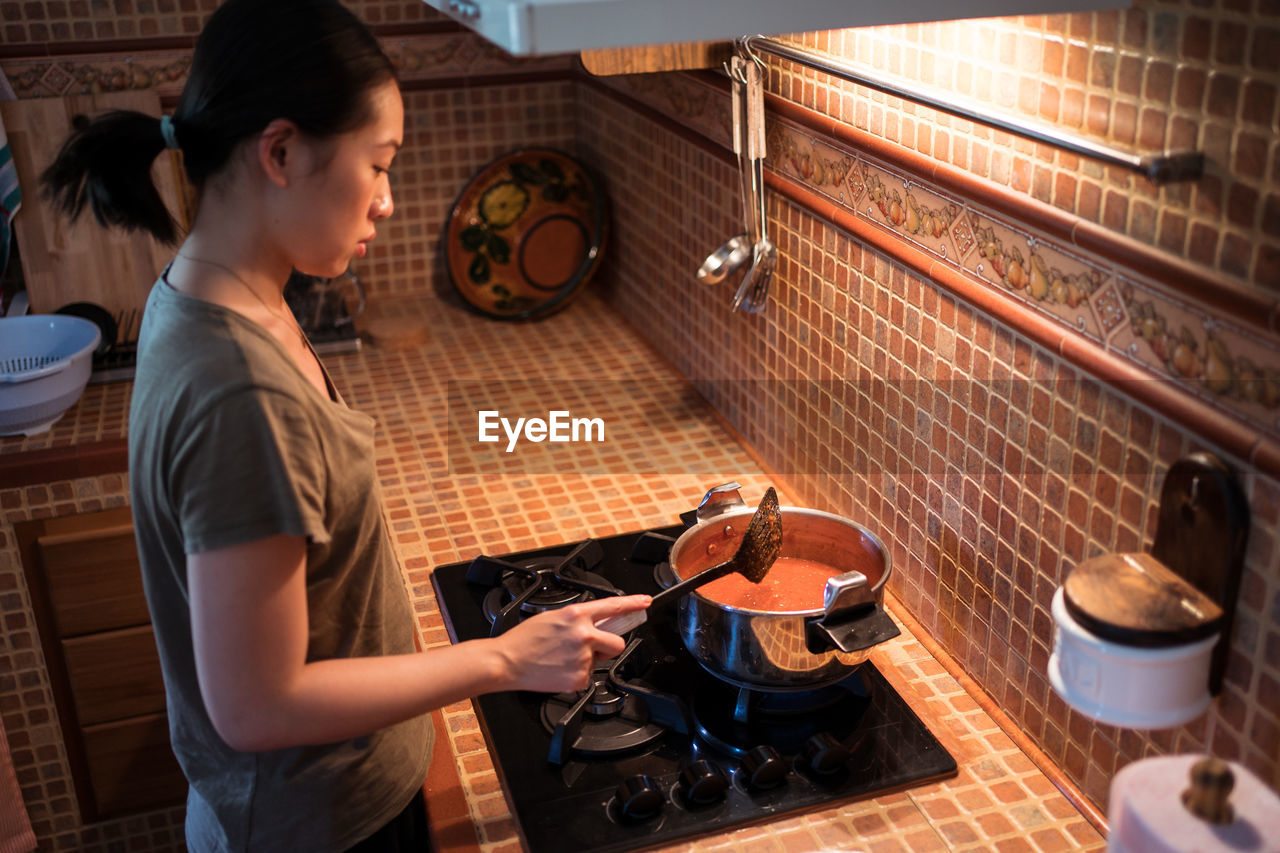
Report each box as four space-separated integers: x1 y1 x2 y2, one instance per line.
189 536 650 751
493 595 651 693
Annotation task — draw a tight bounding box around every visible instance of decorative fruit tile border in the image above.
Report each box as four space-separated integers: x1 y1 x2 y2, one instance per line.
596 70 1280 444
1 52 193 99
1111 278 1280 425
0 33 573 101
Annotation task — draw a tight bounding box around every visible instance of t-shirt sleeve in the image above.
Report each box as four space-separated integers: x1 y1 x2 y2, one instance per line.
168 385 331 554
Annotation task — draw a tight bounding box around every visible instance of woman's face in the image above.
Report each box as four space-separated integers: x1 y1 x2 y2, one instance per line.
284 79 404 279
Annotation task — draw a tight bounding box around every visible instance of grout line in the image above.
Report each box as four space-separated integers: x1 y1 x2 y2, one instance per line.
900 790 958 851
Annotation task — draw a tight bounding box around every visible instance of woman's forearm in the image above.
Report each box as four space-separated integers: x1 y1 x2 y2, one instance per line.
189 533 647 752
213 639 507 751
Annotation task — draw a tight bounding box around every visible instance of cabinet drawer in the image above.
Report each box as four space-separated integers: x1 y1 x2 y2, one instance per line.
63 625 166 726
37 522 149 637
82 713 187 819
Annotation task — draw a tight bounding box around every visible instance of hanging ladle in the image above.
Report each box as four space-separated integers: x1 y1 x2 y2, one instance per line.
696 56 755 286
732 48 777 314
596 487 783 634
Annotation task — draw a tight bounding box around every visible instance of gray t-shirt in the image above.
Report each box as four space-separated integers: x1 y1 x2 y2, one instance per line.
128 277 432 852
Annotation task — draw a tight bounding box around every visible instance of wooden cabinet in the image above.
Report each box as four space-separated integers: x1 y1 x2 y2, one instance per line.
63 626 167 725
580 41 732 75
16 507 187 822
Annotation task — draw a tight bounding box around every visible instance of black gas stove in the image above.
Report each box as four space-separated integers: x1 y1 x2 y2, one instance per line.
430 523 957 852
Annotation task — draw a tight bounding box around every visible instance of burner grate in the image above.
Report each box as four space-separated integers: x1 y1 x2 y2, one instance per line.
541 637 691 765
469 539 622 635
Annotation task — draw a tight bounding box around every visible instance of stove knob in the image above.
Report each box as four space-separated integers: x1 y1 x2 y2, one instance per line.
615 774 664 820
678 759 729 805
803 732 851 774
740 745 787 790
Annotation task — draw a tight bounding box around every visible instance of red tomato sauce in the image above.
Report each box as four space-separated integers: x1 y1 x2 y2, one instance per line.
699 556 839 611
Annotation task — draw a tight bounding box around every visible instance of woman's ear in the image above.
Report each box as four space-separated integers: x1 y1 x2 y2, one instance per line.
257 118 300 188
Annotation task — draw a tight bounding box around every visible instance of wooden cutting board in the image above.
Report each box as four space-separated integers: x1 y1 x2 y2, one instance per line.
580 41 732 75
0 92 186 325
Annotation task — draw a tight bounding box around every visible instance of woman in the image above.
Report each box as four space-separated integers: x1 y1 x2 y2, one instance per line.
40 2 649 851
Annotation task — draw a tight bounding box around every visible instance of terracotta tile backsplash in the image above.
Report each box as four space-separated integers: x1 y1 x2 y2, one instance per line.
574 81 1280 807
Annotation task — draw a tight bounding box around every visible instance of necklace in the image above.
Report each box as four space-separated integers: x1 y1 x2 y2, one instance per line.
178 253 308 347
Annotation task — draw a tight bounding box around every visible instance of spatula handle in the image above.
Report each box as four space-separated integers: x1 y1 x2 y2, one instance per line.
595 559 735 635
595 609 646 635
648 559 734 610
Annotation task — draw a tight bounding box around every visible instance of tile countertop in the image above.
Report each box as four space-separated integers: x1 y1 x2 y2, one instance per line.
1 291 1105 852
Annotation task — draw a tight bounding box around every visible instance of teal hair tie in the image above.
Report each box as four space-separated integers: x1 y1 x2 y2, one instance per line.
159 115 180 150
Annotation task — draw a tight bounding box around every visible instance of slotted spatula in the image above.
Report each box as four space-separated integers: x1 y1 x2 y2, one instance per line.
597 487 782 634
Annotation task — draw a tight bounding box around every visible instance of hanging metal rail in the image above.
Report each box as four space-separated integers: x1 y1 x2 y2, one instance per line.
742 36 1204 184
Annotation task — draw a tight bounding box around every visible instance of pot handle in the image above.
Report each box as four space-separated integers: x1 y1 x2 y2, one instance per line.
807 605 900 654
806 570 901 654
694 482 748 522
823 570 876 616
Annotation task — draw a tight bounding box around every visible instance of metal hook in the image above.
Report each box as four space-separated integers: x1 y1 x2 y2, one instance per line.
724 53 749 83
736 35 767 74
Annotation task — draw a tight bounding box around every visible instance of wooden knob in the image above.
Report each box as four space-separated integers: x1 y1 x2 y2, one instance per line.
1181 757 1235 824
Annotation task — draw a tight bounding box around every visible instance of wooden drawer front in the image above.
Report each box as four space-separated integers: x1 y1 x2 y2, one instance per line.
82 713 187 820
62 626 166 726
37 523 149 637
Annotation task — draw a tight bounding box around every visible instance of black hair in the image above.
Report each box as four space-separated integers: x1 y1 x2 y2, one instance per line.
40 0 398 245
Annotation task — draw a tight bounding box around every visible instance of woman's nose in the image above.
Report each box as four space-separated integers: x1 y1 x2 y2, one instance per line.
372 191 393 220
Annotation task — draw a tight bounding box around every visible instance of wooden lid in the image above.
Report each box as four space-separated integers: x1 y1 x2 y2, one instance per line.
1062 552 1224 647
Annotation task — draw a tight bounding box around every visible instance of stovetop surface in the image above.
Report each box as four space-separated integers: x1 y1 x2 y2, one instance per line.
431 524 957 853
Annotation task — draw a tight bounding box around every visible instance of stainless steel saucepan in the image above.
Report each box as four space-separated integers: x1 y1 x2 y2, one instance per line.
668 483 900 691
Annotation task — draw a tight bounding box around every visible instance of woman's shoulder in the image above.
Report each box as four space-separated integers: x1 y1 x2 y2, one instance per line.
140 281 300 382
133 281 318 426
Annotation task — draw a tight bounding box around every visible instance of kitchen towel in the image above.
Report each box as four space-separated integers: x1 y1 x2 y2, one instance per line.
0 69 21 286
0 715 35 853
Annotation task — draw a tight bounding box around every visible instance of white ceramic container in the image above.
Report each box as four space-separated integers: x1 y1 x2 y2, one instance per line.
1048 586 1217 729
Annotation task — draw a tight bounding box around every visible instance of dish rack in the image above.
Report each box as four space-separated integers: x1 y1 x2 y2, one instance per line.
89 308 140 384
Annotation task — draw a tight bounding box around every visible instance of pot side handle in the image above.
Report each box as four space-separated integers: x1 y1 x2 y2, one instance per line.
694 482 748 521
806 605 901 654
809 571 901 655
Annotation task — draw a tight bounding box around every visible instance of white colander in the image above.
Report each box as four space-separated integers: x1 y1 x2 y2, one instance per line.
0 314 101 436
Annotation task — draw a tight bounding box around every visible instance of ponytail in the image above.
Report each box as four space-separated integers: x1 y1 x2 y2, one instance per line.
40 110 180 244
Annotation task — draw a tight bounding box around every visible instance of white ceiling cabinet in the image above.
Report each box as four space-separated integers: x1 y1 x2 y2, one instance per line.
422 0 1129 57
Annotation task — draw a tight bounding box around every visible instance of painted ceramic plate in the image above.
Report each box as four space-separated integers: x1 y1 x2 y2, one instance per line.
445 148 608 320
